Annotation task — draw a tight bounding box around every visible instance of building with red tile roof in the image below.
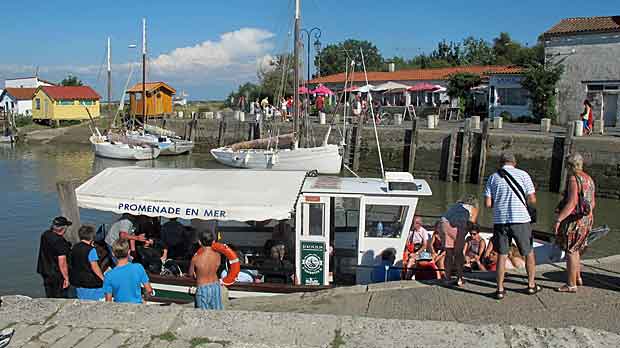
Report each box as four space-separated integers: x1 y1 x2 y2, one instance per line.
308 65 522 88
0 88 38 115
541 16 620 39
542 16 620 126
32 85 101 122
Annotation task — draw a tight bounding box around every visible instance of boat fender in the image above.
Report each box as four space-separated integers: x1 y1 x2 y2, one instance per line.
212 242 240 286
243 152 250 166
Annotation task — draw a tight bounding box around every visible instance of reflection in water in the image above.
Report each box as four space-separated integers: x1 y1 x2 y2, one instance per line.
0 143 618 297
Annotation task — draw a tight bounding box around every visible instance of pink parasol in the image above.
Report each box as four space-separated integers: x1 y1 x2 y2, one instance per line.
298 86 311 94
342 85 359 92
407 82 441 92
312 84 335 96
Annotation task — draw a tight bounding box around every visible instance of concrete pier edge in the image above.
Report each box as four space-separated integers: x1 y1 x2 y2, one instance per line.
2 255 620 347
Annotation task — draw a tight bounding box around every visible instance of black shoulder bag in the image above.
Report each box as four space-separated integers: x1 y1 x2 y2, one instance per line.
498 169 537 223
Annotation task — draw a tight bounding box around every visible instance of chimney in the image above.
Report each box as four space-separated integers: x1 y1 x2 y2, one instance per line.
388 63 395 72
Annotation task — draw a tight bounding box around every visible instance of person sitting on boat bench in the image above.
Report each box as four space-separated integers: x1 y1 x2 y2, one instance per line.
261 244 294 283
160 218 190 261
105 214 148 263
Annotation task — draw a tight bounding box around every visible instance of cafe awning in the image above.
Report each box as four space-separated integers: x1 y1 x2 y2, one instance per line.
76 167 307 221
372 81 410 92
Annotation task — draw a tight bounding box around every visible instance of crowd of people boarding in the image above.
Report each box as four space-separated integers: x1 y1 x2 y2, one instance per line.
35 151 596 308
399 151 596 299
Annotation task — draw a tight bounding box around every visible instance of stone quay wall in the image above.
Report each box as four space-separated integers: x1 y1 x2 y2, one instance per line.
2 295 620 348
155 116 620 199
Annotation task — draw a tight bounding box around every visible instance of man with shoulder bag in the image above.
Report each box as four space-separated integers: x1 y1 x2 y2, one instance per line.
484 153 539 300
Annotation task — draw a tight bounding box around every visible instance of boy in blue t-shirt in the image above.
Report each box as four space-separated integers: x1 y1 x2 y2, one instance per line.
103 239 153 304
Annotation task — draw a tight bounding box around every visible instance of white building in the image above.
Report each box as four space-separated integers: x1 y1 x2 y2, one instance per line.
0 88 37 115
541 16 620 126
5 76 55 89
488 69 532 120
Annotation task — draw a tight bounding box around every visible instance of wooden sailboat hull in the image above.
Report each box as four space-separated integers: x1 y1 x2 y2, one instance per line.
90 136 160 160
210 144 343 174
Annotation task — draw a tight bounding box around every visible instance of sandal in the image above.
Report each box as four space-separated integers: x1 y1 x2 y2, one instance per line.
577 277 583 286
527 284 542 295
556 284 578 293
456 279 466 288
495 289 506 300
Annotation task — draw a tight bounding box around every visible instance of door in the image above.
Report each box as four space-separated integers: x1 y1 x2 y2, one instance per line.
295 195 330 286
357 196 416 284
603 94 618 127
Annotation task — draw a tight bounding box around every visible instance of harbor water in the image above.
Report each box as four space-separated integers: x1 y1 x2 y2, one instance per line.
1 143 619 298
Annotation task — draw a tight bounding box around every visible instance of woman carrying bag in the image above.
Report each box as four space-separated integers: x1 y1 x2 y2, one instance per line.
554 153 596 293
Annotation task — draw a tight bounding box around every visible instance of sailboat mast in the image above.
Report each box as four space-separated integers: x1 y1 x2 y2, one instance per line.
107 37 112 116
142 18 147 122
293 0 301 148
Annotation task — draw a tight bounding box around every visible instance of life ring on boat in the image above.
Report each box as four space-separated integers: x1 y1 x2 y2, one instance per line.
211 242 240 286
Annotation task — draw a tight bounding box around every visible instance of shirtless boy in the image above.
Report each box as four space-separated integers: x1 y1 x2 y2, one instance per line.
189 230 222 310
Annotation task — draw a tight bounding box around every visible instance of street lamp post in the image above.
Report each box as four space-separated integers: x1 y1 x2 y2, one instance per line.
300 27 321 82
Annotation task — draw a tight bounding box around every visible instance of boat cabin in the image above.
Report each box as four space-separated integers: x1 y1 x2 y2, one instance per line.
75 168 432 300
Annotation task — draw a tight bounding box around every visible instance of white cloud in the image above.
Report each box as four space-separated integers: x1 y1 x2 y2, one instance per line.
0 28 276 98
150 28 275 82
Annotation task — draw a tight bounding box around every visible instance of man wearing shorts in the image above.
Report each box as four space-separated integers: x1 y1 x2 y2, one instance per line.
484 152 539 299
189 230 222 310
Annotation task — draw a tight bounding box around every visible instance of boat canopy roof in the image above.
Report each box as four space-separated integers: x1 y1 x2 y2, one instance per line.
302 175 432 197
76 167 307 221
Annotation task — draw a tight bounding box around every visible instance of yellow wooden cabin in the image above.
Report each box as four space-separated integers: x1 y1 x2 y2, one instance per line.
127 82 176 117
31 86 101 121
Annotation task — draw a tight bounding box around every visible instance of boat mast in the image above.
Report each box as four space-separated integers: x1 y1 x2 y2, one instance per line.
107 37 112 117
293 0 301 149
142 18 147 124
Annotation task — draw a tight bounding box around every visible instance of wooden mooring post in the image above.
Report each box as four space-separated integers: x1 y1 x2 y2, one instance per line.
559 122 576 191
408 117 418 174
476 119 490 184
445 128 459 183
352 114 365 172
56 181 81 245
217 119 226 147
458 118 472 183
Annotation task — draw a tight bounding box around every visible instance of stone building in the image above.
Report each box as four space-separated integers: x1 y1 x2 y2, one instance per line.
541 16 620 127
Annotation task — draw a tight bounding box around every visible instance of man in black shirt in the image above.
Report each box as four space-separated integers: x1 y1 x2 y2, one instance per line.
36 216 72 298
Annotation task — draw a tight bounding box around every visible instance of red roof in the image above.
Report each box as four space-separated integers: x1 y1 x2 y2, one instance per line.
39 86 100 100
3 88 37 100
308 65 522 85
542 16 620 38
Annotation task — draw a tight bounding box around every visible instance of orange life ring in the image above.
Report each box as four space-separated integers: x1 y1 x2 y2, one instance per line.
212 242 240 286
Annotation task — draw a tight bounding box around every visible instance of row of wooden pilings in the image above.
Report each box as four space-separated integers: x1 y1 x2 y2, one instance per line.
344 115 578 191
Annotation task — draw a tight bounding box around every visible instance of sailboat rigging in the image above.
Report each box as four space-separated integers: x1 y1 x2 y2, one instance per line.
210 0 343 174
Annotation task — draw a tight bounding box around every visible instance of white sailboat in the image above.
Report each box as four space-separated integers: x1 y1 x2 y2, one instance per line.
89 35 161 161
124 19 195 156
90 134 160 160
210 0 343 174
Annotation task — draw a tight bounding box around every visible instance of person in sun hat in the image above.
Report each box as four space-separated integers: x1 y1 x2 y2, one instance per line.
36 216 73 298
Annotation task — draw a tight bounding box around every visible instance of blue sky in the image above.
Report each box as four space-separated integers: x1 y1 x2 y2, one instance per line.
1 0 617 100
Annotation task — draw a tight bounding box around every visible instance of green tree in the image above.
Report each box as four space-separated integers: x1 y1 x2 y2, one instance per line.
521 59 565 122
60 74 83 86
462 37 495 65
258 54 296 100
226 82 261 107
315 39 384 76
447 73 483 116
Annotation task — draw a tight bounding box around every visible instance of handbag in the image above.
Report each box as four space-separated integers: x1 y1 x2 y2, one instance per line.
574 175 592 218
498 169 537 223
